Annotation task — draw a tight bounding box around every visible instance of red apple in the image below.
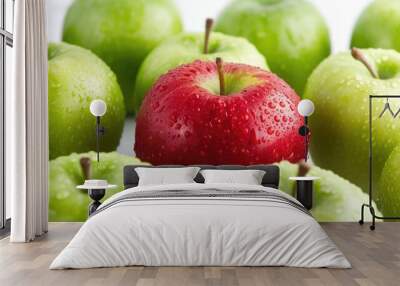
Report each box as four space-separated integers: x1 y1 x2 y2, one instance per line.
135 60 305 165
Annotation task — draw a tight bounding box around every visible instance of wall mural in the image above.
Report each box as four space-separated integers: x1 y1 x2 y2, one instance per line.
48 0 400 222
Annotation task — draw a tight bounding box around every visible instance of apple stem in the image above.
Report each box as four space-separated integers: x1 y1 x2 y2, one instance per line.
351 48 379 79
297 159 311 177
204 18 214 54
216 57 225 95
80 157 91 181
292 159 312 196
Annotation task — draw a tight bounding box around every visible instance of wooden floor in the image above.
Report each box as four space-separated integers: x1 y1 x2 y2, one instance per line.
0 223 399 286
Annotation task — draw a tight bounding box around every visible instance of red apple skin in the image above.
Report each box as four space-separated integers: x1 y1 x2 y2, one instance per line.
135 60 305 165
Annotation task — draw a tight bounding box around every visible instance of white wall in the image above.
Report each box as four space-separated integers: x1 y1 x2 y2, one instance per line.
47 0 373 53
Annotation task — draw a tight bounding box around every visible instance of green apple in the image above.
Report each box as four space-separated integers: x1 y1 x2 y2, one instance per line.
215 0 330 95
133 31 268 112
63 0 183 114
304 48 400 193
351 0 400 52
378 145 400 216
49 151 147 222
48 42 125 159
277 161 381 222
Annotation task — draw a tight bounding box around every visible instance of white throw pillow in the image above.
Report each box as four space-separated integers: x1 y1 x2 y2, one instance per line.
200 169 266 185
135 167 200 186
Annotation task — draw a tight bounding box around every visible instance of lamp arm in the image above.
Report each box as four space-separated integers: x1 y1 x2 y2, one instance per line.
96 117 100 162
305 131 309 162
304 116 308 162
95 116 107 163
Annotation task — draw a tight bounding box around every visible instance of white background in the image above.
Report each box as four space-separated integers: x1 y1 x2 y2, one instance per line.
47 0 373 53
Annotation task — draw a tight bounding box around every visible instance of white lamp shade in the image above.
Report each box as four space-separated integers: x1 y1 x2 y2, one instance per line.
90 99 107 117
297 99 315 117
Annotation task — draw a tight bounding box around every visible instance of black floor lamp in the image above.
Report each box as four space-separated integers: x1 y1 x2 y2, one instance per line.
359 95 400 230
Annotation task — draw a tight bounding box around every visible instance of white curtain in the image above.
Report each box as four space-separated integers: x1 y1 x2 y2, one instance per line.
8 0 49 242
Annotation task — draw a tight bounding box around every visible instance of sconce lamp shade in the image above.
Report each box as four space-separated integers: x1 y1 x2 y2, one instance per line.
297 99 315 117
90 99 107 117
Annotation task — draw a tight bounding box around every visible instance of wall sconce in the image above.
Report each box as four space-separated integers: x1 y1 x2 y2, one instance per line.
90 99 107 162
297 99 315 162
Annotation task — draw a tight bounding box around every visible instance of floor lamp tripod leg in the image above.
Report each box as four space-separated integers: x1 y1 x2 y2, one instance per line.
359 204 366 225
369 206 376 231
